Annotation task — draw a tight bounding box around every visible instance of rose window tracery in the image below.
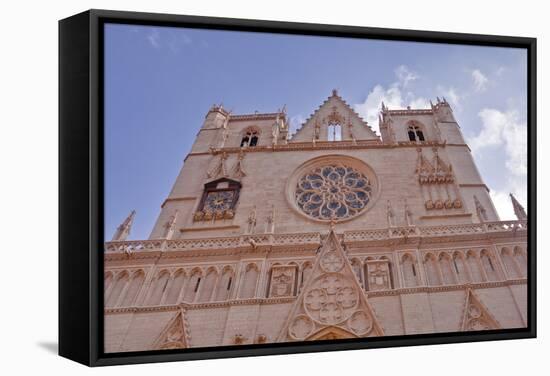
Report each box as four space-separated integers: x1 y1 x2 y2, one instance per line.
303 273 358 325
295 165 372 220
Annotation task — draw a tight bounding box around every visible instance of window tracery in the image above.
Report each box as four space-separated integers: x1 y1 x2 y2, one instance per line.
295 165 372 220
240 128 259 147
407 123 425 142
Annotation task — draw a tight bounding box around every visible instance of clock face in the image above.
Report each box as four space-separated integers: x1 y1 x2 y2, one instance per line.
204 191 235 212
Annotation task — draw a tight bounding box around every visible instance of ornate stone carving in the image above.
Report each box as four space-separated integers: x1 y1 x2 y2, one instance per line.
304 273 358 325
320 250 344 273
348 310 373 335
366 261 392 291
295 165 372 221
269 265 297 298
289 315 314 340
461 289 500 332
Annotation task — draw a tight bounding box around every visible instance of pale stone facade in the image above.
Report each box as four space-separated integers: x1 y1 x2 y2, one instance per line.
104 90 528 352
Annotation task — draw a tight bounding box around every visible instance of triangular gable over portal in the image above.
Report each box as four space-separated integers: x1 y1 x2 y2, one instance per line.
290 90 380 143
152 309 190 350
278 229 384 341
460 289 501 331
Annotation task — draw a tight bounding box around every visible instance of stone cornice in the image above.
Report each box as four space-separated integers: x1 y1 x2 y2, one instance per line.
104 220 527 261
104 279 527 315
228 112 284 122
185 141 469 158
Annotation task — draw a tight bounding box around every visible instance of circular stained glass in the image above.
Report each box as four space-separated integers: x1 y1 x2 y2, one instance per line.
295 165 372 220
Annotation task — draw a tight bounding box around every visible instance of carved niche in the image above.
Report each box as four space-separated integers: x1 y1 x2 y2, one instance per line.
268 265 298 298
365 260 392 291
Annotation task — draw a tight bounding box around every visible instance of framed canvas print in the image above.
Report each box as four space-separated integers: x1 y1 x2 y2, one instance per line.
59 9 536 366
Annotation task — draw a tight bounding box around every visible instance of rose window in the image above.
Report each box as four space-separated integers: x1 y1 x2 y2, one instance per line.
295 165 372 220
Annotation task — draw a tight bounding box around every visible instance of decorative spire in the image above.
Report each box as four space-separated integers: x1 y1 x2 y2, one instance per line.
246 206 257 234
162 210 179 240
112 210 136 241
266 204 276 233
386 200 395 227
404 199 413 226
510 193 527 220
473 195 487 223
207 152 228 179
232 149 247 178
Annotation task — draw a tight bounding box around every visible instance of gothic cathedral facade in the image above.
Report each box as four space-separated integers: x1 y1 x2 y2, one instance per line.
104 90 528 352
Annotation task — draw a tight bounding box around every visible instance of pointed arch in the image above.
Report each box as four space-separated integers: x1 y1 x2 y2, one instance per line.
401 253 419 287
306 326 358 341
438 252 456 285
239 263 259 299
240 127 260 147
104 271 113 294
106 271 129 307
198 267 218 302
424 253 441 286
164 269 187 305
183 268 203 303
513 246 527 277
215 266 234 301
406 121 426 142
351 258 363 287
146 270 170 306
121 270 145 307
452 251 470 284
500 247 520 279
480 249 499 281
301 261 313 290
466 250 484 283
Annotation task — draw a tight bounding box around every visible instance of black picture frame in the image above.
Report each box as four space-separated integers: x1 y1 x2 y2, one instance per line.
59 9 537 367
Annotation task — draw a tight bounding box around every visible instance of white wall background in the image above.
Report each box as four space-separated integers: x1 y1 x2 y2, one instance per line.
0 0 546 374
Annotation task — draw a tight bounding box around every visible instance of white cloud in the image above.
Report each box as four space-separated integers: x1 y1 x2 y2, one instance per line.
395 65 418 87
436 85 462 110
289 114 306 135
471 69 489 92
354 66 428 135
146 29 161 48
468 108 527 220
146 29 192 52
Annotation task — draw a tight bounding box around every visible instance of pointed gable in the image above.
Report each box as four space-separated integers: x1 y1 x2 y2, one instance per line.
460 289 501 331
278 229 384 341
290 90 380 143
152 309 190 350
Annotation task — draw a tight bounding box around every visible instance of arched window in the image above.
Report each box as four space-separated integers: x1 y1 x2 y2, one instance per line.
240 128 259 147
407 123 425 142
104 271 113 294
121 270 145 307
402 254 419 287
239 263 259 299
301 262 313 290
164 269 187 304
500 248 520 279
183 269 202 303
106 271 129 307
198 268 218 302
424 254 441 286
480 250 499 281
514 246 527 277
351 258 363 287
466 251 484 283
452 251 470 284
146 270 170 306
439 253 456 285
215 267 234 301
327 124 342 141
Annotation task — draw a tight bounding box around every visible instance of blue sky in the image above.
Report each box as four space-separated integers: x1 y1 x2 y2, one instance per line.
104 23 527 241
